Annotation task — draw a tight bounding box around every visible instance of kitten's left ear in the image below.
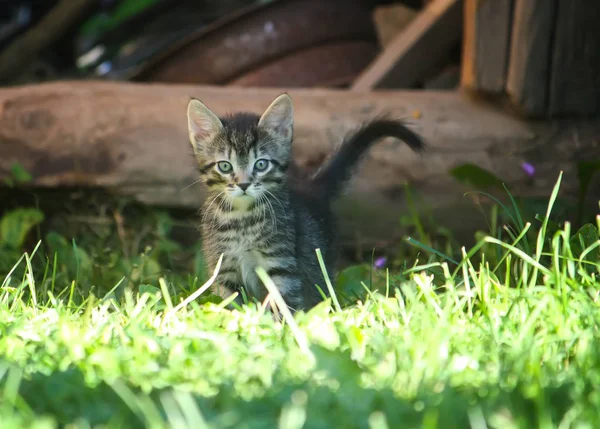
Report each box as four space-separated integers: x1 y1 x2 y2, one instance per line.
258 94 293 142
187 98 223 150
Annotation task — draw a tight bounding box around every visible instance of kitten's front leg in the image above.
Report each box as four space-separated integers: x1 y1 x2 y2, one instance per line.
209 260 245 307
263 272 304 312
211 278 238 299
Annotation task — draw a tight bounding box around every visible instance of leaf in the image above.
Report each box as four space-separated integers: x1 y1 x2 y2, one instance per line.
155 239 181 256
535 214 562 238
10 162 33 183
312 346 362 385
196 294 223 305
570 223 599 264
0 208 44 249
45 232 92 281
450 163 506 191
154 211 174 238
139 284 161 297
129 255 161 284
334 265 372 305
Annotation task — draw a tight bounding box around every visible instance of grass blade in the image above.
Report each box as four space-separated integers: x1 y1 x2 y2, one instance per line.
255 266 312 358
172 254 223 313
315 248 341 312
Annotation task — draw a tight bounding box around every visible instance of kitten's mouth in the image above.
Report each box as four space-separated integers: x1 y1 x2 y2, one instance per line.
230 193 255 211
229 192 255 201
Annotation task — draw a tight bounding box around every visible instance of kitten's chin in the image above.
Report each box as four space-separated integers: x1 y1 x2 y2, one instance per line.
231 194 255 211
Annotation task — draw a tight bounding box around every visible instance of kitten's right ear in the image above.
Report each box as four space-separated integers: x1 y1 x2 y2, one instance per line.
187 99 223 149
258 93 293 142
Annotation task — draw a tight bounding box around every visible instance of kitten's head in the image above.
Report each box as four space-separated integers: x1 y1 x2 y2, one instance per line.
187 94 293 208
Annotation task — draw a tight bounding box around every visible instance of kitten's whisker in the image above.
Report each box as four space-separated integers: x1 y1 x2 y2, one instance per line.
258 194 267 227
211 195 228 231
263 195 278 236
263 190 281 230
202 192 224 223
257 194 271 239
181 177 203 192
265 190 289 222
207 192 226 232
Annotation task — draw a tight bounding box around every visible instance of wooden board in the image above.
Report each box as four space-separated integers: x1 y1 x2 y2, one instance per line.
351 0 462 90
461 0 513 93
505 0 557 117
548 1 600 116
0 82 597 245
373 4 418 47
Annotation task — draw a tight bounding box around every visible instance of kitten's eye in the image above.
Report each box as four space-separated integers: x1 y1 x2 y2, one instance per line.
217 161 233 173
254 159 270 172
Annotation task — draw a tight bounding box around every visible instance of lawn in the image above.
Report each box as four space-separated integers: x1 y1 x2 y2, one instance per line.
1 174 599 428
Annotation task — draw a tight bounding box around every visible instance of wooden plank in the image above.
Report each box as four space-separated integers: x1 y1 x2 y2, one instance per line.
505 0 557 117
373 4 418 47
548 1 600 116
0 82 596 245
461 0 513 93
351 0 462 90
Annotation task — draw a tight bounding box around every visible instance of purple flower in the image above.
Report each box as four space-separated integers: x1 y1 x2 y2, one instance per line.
521 162 535 178
373 256 387 269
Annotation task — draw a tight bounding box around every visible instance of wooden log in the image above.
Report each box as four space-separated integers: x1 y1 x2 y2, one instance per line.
505 0 557 117
461 0 513 93
351 0 462 90
548 1 600 117
0 82 597 245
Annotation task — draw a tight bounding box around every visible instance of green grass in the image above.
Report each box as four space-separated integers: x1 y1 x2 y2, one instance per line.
1 174 600 428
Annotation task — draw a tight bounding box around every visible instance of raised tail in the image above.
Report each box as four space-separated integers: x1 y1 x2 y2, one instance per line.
310 119 425 197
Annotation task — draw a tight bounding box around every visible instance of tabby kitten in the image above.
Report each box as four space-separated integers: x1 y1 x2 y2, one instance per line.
187 94 424 311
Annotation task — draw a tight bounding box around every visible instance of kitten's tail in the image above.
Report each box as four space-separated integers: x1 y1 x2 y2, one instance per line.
310 119 425 198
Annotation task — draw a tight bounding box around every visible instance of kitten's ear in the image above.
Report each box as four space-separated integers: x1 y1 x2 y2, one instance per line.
187 98 223 148
258 94 293 142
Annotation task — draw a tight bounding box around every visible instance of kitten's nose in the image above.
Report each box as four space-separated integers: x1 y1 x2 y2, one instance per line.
238 183 250 192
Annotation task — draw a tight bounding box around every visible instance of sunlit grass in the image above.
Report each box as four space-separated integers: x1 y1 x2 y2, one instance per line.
0 174 599 428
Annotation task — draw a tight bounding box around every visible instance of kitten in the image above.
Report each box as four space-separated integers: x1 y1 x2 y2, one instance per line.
187 94 424 311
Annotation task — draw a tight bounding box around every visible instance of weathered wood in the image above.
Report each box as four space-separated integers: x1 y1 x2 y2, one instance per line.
0 0 95 83
351 0 462 90
506 0 557 117
461 0 513 93
0 82 597 244
373 4 418 47
548 1 600 117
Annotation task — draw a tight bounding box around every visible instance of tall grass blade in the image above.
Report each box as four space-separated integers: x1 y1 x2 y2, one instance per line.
406 237 459 265
315 248 341 312
172 254 223 313
530 172 563 288
255 266 312 358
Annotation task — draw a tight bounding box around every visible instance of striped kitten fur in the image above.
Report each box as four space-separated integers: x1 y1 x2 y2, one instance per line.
187 94 424 311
